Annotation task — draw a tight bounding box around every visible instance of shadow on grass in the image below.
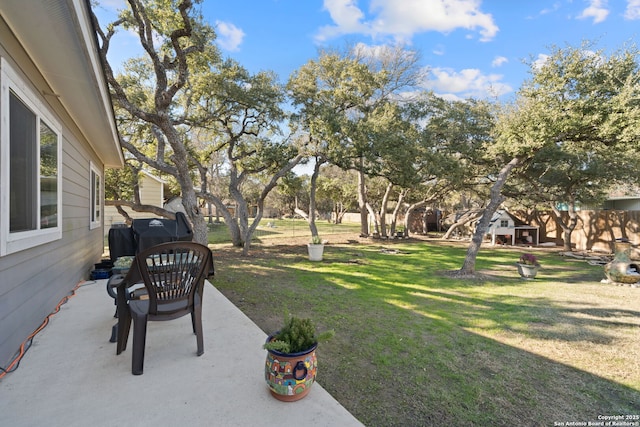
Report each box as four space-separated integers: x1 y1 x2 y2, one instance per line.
213 241 640 427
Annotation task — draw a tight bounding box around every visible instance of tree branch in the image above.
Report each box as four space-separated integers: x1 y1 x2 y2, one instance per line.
106 200 176 219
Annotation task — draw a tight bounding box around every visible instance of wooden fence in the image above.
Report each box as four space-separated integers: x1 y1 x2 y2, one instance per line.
513 210 640 253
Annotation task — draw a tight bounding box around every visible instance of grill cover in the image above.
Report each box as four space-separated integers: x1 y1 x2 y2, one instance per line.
108 212 193 261
132 212 193 252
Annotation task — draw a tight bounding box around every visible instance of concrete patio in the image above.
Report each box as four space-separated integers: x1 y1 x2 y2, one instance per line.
0 278 363 427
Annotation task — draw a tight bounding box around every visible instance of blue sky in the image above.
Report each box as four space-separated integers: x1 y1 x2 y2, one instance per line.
95 0 640 101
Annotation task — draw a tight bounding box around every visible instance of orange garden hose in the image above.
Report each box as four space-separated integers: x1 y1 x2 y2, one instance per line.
0 280 89 380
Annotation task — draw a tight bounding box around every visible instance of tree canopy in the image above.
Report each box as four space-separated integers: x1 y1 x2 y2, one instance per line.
93 1 640 267
94 0 302 253
457 42 640 274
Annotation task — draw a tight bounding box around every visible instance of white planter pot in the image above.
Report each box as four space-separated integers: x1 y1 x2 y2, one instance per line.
516 263 539 279
307 244 324 261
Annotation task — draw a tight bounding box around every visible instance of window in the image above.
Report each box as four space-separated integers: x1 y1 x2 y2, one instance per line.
500 220 509 228
1 59 62 255
90 162 102 229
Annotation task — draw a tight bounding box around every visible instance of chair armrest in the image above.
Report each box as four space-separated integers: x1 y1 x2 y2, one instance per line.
106 274 125 299
107 273 146 300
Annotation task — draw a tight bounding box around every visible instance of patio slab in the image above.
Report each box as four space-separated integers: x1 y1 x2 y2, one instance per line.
0 279 363 427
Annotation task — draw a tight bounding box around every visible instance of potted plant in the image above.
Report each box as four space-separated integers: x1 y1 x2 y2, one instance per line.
263 315 334 402
516 253 540 279
307 235 325 261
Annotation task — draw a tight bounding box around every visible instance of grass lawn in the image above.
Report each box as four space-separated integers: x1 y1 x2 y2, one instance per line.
206 217 362 244
209 225 640 426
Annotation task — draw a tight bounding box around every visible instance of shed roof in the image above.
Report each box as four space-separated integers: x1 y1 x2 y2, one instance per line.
489 210 529 227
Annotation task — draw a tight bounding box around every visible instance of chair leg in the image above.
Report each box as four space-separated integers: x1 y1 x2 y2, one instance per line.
131 313 148 375
116 310 131 355
193 306 204 356
110 323 118 343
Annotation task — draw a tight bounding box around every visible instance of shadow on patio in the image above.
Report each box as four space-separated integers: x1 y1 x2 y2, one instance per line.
0 279 362 426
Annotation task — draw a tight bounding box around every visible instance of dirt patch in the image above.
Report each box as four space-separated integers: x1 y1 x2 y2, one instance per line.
211 232 430 260
439 269 494 281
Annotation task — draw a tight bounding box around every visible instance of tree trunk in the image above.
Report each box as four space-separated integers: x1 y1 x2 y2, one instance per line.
160 124 207 245
293 195 310 220
229 167 249 248
235 153 304 255
198 193 242 246
366 202 379 236
378 182 393 238
244 203 265 256
390 188 408 236
442 210 483 240
308 160 323 239
404 199 428 237
333 201 345 224
235 199 250 251
357 165 369 237
459 157 521 275
551 203 578 252
294 206 310 221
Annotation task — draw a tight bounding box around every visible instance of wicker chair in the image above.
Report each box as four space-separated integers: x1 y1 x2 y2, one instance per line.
113 241 214 375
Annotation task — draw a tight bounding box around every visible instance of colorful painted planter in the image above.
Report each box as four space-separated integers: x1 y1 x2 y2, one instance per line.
264 335 318 402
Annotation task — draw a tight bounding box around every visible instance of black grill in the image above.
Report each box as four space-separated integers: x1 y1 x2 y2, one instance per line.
108 212 193 261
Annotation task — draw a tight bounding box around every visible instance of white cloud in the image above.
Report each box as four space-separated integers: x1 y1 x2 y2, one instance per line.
422 67 512 99
532 53 550 70
539 3 561 15
324 0 366 29
525 2 560 20
624 0 640 19
577 0 609 23
316 0 369 41
491 56 508 67
432 44 446 56
353 42 389 58
316 0 498 43
215 21 245 51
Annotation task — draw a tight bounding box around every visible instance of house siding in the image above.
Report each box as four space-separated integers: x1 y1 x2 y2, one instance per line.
0 18 107 369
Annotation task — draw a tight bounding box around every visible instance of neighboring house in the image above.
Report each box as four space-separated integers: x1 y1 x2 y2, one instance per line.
602 196 640 211
0 1 122 368
104 171 165 228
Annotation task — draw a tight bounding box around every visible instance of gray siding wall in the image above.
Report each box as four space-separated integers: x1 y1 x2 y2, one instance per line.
0 20 105 369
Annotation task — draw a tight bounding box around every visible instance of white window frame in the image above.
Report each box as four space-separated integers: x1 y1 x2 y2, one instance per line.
89 162 102 230
1 58 63 256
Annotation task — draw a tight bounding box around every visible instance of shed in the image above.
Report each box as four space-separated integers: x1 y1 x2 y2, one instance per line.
408 207 443 234
487 210 539 246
